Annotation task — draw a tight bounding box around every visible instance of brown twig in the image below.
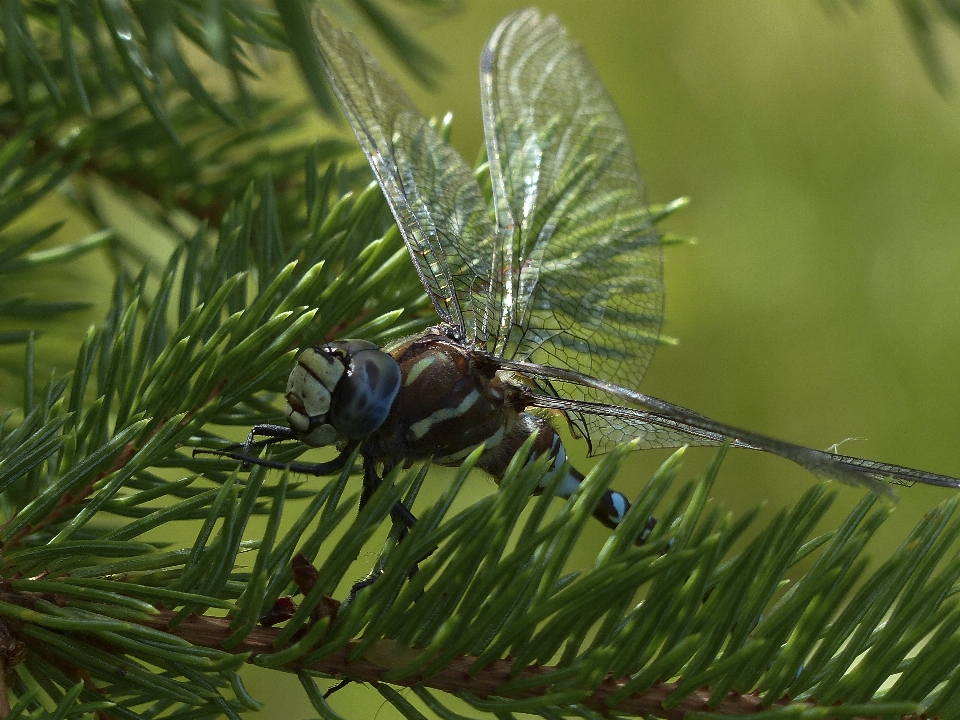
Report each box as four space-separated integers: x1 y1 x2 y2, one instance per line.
137 611 793 718
0 583 907 718
2 377 232 551
2 440 139 549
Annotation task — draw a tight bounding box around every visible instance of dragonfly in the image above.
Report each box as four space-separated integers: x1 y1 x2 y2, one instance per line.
212 8 960 543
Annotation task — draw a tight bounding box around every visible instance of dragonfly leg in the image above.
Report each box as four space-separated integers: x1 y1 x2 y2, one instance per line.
191 424 297 468
359 456 418 530
323 679 351 699
242 424 297 453
349 457 433 600
192 439 359 476
348 544 436 602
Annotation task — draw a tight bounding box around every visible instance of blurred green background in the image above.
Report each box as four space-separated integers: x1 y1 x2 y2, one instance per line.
3 2 960 716
376 0 960 547
242 2 960 715
507 10 957 484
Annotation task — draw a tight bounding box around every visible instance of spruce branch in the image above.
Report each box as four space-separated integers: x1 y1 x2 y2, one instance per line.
2 128 959 720
1 423 960 717
2 2 960 719
0 0 445 348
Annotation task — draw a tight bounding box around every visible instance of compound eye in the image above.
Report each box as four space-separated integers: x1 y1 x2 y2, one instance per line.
327 339 378 354
331 348 401 439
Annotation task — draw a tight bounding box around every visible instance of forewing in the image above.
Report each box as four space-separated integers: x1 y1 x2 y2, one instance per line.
509 359 960 493
481 9 664 450
311 10 499 341
526 391 745 453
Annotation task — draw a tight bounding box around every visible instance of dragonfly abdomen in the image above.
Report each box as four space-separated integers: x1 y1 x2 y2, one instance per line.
384 332 645 539
473 410 637 536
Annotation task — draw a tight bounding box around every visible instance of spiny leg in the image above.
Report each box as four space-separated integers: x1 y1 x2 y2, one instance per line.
193 438 360 476
243 424 298 453
323 679 351 699
358 456 418 530
349 457 428 599
191 424 296 469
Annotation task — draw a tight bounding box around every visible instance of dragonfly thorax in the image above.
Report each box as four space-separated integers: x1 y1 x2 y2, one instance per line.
284 340 402 447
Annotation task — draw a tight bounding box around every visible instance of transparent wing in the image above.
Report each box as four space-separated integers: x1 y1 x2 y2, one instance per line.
503 359 960 494
481 9 664 451
310 10 500 342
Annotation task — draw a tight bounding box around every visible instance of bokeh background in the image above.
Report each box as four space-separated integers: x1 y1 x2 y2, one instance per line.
3 1 960 716
374 0 960 548
4 1 956 544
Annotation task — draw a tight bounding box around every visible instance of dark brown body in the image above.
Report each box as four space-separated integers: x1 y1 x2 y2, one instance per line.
361 331 632 531
359 332 548 476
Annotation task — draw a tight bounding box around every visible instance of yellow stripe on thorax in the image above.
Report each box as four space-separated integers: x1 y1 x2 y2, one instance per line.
404 355 435 386
435 425 506 464
408 390 479 440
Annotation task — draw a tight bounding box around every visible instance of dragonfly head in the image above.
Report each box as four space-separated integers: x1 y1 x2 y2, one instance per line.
285 340 402 446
